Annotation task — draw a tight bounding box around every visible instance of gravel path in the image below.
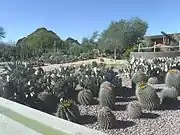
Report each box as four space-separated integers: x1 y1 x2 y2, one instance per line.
0 114 42 135
78 77 180 135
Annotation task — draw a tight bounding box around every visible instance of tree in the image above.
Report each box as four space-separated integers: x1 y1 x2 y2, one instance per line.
99 17 148 60
0 27 5 39
67 45 83 56
16 28 66 53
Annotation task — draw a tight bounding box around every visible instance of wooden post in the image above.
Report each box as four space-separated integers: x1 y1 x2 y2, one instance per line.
138 44 141 52
154 42 156 52
179 41 180 51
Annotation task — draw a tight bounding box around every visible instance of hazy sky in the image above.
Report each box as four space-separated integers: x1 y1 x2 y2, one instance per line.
1 0 180 43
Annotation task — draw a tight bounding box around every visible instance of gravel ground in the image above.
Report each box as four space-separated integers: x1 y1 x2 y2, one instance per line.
78 77 180 135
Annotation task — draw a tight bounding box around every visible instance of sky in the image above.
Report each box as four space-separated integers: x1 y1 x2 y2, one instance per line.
1 0 180 43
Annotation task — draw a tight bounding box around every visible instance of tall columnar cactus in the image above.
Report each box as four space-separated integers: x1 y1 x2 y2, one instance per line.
97 106 116 129
78 89 93 105
148 77 159 84
165 69 180 94
99 81 115 110
56 99 80 123
136 82 160 110
127 101 142 119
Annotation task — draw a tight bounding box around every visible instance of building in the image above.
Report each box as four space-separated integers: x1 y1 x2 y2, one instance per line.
145 31 178 45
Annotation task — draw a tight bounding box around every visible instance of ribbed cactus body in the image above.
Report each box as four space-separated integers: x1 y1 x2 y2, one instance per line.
56 99 80 123
97 106 116 129
127 101 142 119
78 89 93 105
132 72 148 84
160 87 178 102
136 83 160 110
99 81 115 110
165 69 180 94
148 77 158 84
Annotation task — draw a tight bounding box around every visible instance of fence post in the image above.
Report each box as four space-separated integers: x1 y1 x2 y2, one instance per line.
138 44 141 52
179 41 180 51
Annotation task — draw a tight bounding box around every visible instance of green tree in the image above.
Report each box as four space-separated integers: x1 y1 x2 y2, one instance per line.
16 28 66 53
67 45 83 56
99 17 148 60
0 27 5 39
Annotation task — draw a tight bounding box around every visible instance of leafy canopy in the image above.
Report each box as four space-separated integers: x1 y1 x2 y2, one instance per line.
99 17 148 51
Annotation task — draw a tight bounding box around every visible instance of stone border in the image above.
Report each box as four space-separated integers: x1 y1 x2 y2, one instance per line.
0 98 107 135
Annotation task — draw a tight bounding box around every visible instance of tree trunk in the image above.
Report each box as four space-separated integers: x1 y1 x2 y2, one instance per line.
114 48 117 61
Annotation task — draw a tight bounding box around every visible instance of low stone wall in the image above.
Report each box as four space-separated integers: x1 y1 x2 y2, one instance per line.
0 98 107 135
130 51 180 59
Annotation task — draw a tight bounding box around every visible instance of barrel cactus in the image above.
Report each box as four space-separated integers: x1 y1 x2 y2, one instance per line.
159 87 179 104
99 81 115 110
78 89 93 105
56 99 80 123
136 82 160 110
132 72 148 84
37 91 58 113
127 101 142 119
148 77 158 84
165 69 180 94
97 106 116 129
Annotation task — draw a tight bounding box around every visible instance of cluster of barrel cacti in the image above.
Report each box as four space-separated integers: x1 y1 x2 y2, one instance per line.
127 69 180 119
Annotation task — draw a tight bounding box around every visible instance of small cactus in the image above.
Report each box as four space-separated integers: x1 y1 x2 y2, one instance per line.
148 77 158 84
127 101 142 119
97 106 116 129
136 82 160 110
78 89 93 105
56 99 80 123
165 69 180 94
99 81 115 110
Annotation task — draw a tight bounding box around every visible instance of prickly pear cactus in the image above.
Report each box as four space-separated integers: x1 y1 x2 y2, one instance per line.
56 99 80 123
165 69 180 94
78 89 93 105
97 106 116 129
127 101 142 119
136 82 160 110
99 81 115 110
148 77 158 84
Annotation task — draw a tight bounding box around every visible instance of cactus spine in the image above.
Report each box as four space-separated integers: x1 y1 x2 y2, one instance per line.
97 106 116 129
165 69 180 94
127 101 142 119
99 81 115 110
78 89 93 105
136 82 160 110
56 99 80 123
